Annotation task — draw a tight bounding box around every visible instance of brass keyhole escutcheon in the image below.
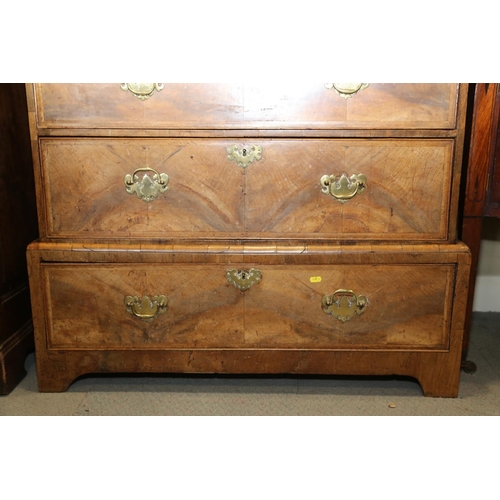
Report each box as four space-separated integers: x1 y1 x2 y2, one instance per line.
226 269 262 291
226 145 262 168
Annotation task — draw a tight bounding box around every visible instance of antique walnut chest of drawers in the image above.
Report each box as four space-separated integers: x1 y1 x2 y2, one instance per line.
26 83 471 396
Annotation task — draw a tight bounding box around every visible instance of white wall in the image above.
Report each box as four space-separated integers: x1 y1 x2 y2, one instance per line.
473 218 500 312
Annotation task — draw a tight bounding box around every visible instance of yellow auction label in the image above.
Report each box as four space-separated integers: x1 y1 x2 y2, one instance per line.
310 276 322 283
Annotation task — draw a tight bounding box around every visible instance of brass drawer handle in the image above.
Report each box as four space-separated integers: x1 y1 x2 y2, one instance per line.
226 145 262 168
125 295 168 322
325 83 369 99
226 268 262 291
120 83 164 100
124 167 170 203
322 289 367 322
320 173 367 203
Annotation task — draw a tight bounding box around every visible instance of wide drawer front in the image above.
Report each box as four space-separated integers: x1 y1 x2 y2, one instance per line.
43 262 454 350
33 83 459 130
41 138 454 241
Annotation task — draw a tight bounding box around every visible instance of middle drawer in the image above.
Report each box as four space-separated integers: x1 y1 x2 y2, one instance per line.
40 138 454 241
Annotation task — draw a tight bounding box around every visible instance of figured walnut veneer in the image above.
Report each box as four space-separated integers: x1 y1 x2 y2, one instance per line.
26 83 470 396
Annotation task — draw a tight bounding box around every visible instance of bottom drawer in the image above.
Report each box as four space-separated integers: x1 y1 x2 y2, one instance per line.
28 241 470 396
42 262 454 351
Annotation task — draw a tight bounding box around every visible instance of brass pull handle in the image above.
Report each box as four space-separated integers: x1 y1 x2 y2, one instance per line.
125 295 168 322
320 173 366 203
322 289 367 322
124 167 170 203
226 145 263 168
226 269 262 291
325 83 369 99
120 83 164 100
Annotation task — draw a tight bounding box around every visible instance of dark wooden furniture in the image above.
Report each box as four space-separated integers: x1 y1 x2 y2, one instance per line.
26 83 471 396
0 84 38 395
461 83 500 371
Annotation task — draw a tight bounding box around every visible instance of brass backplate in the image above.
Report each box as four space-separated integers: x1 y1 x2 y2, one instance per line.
120 83 164 100
125 295 168 322
124 167 169 203
320 173 367 203
322 289 367 322
325 83 369 98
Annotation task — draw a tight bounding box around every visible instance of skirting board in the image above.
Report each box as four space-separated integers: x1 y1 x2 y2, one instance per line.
473 276 500 312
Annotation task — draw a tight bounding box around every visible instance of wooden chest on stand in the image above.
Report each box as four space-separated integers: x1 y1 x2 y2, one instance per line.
26 83 471 396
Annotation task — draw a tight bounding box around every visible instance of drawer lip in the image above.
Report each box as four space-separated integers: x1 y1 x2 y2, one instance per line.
38 137 455 242
38 260 459 352
28 239 472 262
32 83 461 131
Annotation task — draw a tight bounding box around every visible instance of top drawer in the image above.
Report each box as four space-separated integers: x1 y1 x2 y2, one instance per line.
32 83 460 131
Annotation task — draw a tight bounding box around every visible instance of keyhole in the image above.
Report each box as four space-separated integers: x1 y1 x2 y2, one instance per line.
242 148 247 157
241 271 246 279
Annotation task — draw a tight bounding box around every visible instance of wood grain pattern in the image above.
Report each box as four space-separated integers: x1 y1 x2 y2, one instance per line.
29 240 471 265
245 139 453 240
40 139 244 237
460 83 500 363
34 83 459 131
39 138 453 241
463 83 498 217
25 83 471 397
44 264 245 349
42 262 453 350
243 264 453 349
485 84 500 215
0 84 38 394
27 242 471 395
0 85 38 292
